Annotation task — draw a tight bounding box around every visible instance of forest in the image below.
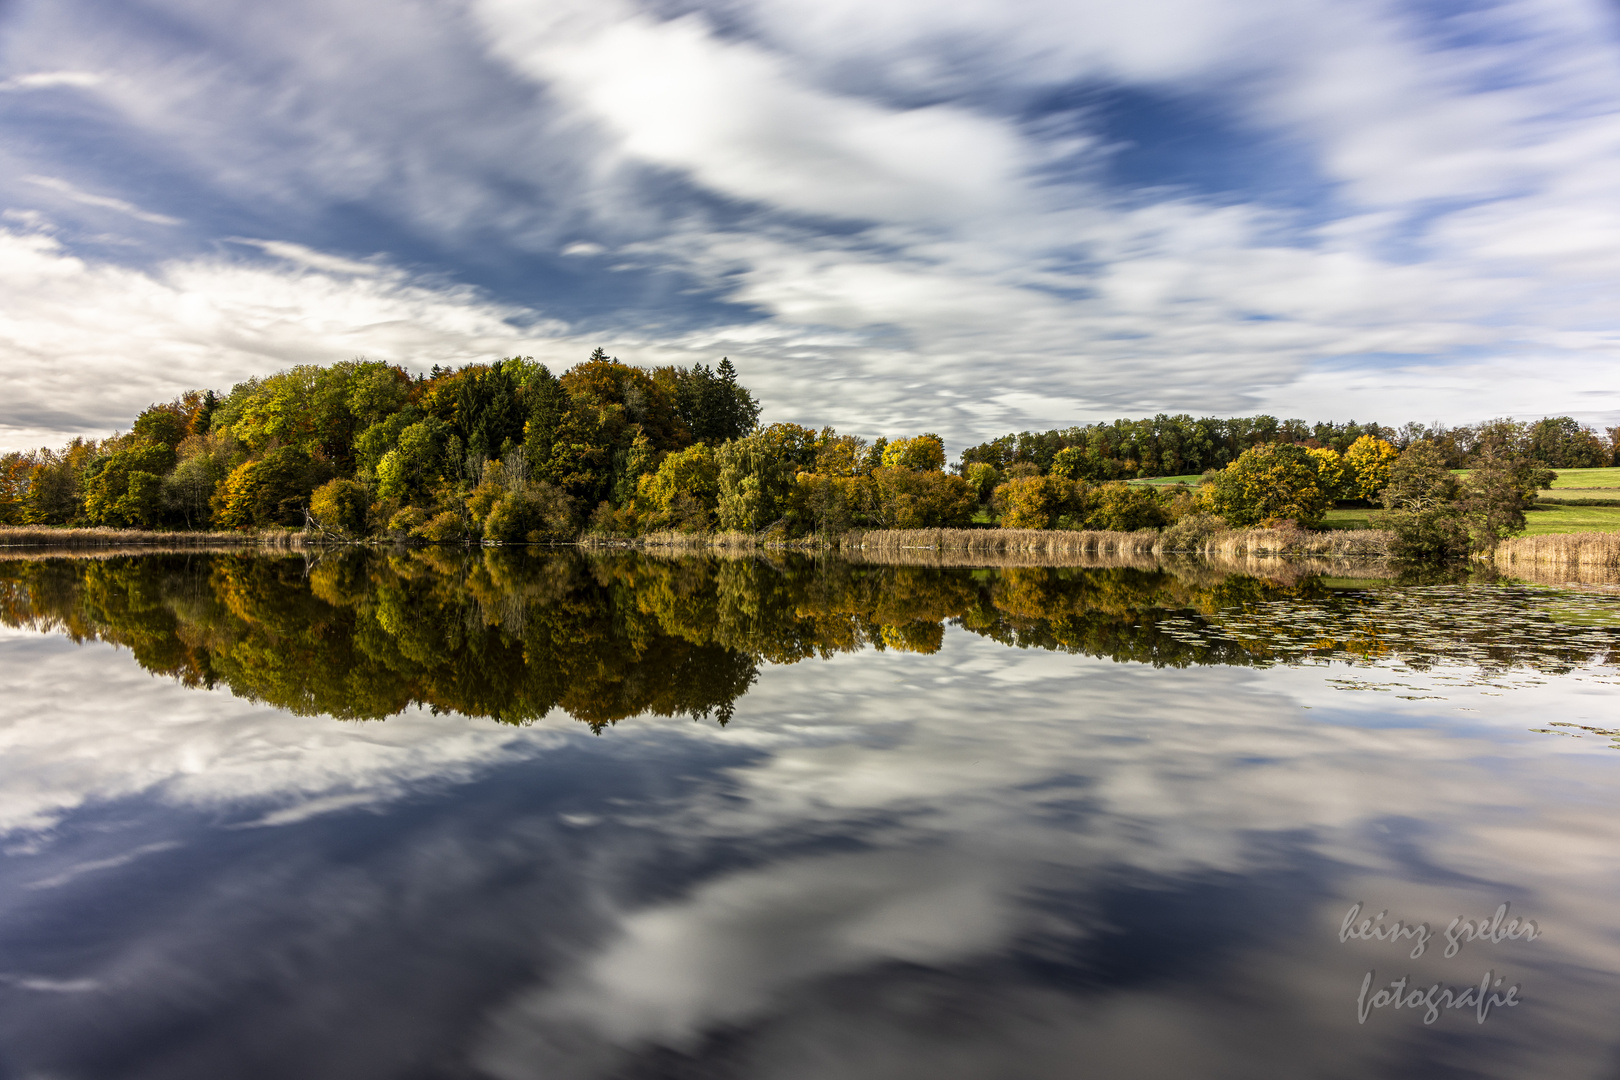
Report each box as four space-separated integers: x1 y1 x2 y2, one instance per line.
1 351 1614 552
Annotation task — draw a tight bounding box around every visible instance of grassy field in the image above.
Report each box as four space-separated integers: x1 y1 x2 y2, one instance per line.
1452 466 1620 488
1321 504 1620 534
1322 508 1376 530
1548 467 1620 489
1520 505 1620 535
1127 474 1202 487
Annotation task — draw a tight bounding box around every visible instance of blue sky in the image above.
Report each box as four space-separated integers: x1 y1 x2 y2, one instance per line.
2 0 1618 451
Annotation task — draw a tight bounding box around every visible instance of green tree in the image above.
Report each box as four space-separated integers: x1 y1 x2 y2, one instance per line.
637 443 720 531
20 441 94 525
83 444 177 527
881 434 946 472
309 478 370 538
716 425 818 532
1375 442 1468 557
1203 443 1332 528
1459 448 1554 552
214 446 327 528
1088 484 1168 531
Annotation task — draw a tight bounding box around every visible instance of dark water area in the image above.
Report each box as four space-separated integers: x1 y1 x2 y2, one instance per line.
0 550 1618 1079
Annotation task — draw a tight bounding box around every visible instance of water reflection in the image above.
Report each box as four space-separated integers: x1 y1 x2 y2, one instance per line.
0 551 1618 1079
3 550 1617 728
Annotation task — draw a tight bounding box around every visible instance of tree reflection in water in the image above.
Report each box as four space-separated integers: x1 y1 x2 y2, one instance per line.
0 550 1614 729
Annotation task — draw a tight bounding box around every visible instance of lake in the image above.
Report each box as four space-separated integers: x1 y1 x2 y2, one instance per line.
1 549 1617 1079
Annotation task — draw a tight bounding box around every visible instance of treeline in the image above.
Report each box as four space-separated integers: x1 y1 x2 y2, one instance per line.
0 350 764 541
0 350 1612 549
960 414 1618 480
0 350 1003 541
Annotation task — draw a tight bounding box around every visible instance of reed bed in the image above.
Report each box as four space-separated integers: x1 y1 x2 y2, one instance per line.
625 530 788 551
0 525 312 549
1195 527 1395 558
1494 532 1620 574
0 545 268 563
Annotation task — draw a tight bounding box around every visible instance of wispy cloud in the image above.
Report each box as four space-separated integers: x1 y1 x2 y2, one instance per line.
23 175 180 226
0 70 103 91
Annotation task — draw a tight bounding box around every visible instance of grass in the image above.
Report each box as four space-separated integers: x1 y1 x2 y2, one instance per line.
1322 507 1375 530
1323 503 1620 536
1127 474 1202 487
1548 467 1620 489
1519 505 1620 535
1453 466 1620 489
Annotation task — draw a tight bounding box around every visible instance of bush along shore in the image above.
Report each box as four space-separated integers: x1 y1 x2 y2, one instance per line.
3 353 1609 563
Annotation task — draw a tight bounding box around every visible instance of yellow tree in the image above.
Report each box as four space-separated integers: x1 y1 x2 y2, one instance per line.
1343 435 1400 500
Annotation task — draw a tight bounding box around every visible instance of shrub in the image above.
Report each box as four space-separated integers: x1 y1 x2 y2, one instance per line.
413 510 473 543
309 478 370 537
993 475 1069 529
1159 512 1226 552
484 484 575 543
1203 443 1332 528
387 506 430 535
866 469 976 529
1088 484 1167 531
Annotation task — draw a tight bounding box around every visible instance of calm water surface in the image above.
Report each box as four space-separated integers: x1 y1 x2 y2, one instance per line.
1 550 1618 1079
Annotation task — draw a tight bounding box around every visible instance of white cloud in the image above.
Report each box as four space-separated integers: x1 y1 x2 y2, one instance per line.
475 0 1036 227
225 237 383 276
0 70 103 91
0 227 577 447
23 174 180 226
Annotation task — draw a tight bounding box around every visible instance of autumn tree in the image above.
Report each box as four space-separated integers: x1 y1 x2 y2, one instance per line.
1343 435 1400 500
1203 443 1333 528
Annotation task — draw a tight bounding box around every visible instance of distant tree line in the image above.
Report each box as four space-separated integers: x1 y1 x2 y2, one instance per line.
958 413 1617 480
1 350 1612 554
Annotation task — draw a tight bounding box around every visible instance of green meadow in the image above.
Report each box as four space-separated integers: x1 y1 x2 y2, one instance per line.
1318 503 1620 534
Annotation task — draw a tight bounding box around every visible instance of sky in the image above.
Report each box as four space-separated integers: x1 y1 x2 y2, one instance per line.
1 0 1618 453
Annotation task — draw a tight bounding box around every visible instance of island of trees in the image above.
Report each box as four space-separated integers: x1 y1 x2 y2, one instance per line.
2 351 1614 559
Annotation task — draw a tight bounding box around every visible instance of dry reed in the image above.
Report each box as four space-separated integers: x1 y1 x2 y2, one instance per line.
1194 527 1395 559
1494 533 1620 578
628 530 784 551
0 526 313 550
